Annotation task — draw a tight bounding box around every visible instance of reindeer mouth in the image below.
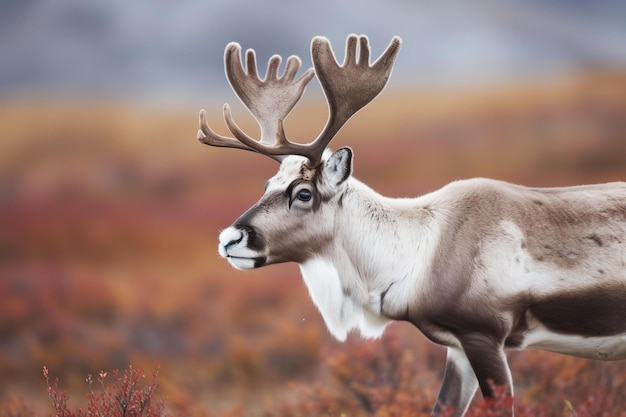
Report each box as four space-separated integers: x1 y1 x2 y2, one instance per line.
219 244 266 269
225 255 266 270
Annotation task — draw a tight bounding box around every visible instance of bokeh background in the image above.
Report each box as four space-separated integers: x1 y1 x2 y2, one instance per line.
2 1 626 416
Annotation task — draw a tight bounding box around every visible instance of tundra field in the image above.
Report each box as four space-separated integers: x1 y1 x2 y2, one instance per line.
1 72 626 416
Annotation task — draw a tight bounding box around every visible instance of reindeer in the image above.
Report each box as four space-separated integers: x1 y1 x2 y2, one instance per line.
197 34 626 416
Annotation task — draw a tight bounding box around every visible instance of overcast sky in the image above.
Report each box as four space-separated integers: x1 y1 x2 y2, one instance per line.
2 0 625 106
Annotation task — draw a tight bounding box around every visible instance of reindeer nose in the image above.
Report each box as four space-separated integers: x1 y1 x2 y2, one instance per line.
224 231 243 249
218 227 246 258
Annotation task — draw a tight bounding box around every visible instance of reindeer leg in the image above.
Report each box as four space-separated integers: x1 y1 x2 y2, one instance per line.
431 347 478 417
460 333 514 414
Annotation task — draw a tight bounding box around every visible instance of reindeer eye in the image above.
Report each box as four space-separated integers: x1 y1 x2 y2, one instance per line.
297 189 312 202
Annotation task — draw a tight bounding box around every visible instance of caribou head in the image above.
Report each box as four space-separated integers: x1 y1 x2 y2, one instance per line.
198 34 400 270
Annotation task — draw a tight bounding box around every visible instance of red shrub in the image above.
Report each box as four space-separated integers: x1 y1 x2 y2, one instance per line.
43 365 169 417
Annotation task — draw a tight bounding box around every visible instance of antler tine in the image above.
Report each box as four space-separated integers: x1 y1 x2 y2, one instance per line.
197 109 264 153
305 34 402 166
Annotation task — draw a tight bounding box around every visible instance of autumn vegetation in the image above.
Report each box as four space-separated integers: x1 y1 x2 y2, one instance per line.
1 71 626 416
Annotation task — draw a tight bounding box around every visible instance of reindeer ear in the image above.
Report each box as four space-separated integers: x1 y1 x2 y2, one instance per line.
322 147 353 186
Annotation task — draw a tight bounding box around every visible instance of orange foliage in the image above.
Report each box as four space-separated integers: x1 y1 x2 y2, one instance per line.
1 72 626 416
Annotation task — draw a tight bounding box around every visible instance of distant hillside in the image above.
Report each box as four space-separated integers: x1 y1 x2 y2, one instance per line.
2 1 626 101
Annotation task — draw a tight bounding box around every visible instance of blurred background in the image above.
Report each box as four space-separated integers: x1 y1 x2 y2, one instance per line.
1 1 626 416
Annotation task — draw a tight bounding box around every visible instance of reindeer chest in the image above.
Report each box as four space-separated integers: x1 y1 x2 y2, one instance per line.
299 257 392 341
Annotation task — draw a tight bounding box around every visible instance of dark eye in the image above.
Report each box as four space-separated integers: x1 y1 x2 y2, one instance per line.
297 189 312 202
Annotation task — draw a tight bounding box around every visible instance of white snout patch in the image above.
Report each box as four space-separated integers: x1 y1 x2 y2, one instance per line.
218 227 263 270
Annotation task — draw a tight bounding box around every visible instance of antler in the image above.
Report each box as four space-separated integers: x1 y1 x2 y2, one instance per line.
197 42 315 161
198 34 401 166
306 34 401 166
